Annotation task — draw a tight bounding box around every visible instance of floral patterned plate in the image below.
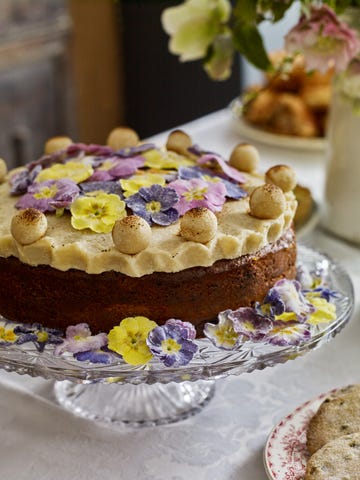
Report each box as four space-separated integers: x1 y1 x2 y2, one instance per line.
263 388 339 480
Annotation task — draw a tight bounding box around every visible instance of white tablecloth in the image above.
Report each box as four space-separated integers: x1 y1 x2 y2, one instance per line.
0 109 359 480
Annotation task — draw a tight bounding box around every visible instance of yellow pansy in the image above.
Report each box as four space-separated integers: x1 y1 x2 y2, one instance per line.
36 161 94 184
143 149 195 170
70 193 126 233
306 296 337 326
275 311 298 322
120 172 166 198
108 316 158 365
0 326 17 343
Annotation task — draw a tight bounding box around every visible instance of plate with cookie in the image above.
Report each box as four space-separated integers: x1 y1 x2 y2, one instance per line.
231 51 332 152
264 384 360 480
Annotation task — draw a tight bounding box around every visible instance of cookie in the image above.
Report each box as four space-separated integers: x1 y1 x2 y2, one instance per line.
307 385 360 455
304 432 360 480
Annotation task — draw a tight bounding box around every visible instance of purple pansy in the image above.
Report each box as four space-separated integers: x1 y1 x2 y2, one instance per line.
89 156 145 182
228 307 273 341
79 180 124 197
197 153 246 184
15 179 80 213
265 321 312 347
54 323 108 356
114 143 156 158
66 143 114 158
165 318 196 340
178 166 247 199
10 165 42 195
262 279 316 322
126 184 179 226
14 323 63 352
74 349 113 364
146 321 198 367
168 177 226 215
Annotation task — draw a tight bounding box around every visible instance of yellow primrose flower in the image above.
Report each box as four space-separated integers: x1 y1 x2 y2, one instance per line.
0 326 17 343
143 149 194 170
108 316 158 365
70 193 126 233
275 311 298 322
120 173 166 198
36 161 94 184
306 296 337 326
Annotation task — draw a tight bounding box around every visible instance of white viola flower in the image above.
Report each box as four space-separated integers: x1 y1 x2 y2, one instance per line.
161 0 231 62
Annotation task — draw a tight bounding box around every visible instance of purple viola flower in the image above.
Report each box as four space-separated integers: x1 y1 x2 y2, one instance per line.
197 153 246 184
262 279 315 322
114 143 156 158
265 321 311 347
10 165 42 195
14 323 63 352
187 144 208 157
89 156 144 182
66 143 114 158
228 307 273 342
79 180 124 197
204 310 240 350
178 166 247 200
54 323 108 356
15 179 80 213
306 287 338 302
165 318 196 340
74 349 112 364
126 184 179 226
27 151 67 172
146 322 198 367
168 177 226 215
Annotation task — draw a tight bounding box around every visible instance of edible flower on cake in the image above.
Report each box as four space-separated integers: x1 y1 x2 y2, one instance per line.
108 316 158 366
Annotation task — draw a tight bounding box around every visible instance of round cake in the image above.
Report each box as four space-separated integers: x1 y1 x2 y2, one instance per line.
0 129 298 337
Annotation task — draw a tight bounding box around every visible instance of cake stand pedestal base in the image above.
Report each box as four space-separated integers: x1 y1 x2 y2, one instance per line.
54 379 215 427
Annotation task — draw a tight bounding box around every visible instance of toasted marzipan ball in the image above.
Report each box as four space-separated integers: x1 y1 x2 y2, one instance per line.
180 207 218 243
112 215 151 254
229 143 260 172
166 130 192 155
44 136 73 154
106 127 139 150
265 164 297 192
11 208 48 245
0 158 8 183
249 184 286 219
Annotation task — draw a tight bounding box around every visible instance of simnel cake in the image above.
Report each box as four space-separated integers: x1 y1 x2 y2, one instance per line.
0 128 298 336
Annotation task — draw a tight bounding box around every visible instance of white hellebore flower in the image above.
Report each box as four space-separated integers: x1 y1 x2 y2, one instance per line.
161 0 232 62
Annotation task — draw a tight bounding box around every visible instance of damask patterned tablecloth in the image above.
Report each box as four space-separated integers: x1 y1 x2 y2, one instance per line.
0 109 359 480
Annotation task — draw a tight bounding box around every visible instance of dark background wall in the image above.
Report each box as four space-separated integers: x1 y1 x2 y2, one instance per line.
120 0 242 138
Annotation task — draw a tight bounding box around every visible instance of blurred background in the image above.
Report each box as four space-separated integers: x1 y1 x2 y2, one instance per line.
0 0 297 169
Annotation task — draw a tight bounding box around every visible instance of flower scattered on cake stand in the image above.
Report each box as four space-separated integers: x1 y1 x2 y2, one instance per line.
0 245 354 427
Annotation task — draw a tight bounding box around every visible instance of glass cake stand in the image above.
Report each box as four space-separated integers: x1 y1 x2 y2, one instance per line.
0 245 354 427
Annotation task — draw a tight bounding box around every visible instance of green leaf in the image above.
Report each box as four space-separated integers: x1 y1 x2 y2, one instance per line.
233 0 258 23
232 22 271 71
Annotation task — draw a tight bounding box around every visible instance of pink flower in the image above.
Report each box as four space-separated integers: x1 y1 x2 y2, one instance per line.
197 153 246 183
168 177 226 215
285 5 360 73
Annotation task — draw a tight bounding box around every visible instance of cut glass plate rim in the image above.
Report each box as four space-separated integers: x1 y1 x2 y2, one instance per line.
263 386 343 480
0 244 354 385
230 98 326 152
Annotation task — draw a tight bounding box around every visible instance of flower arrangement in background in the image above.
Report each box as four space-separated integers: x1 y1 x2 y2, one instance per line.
161 0 360 81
